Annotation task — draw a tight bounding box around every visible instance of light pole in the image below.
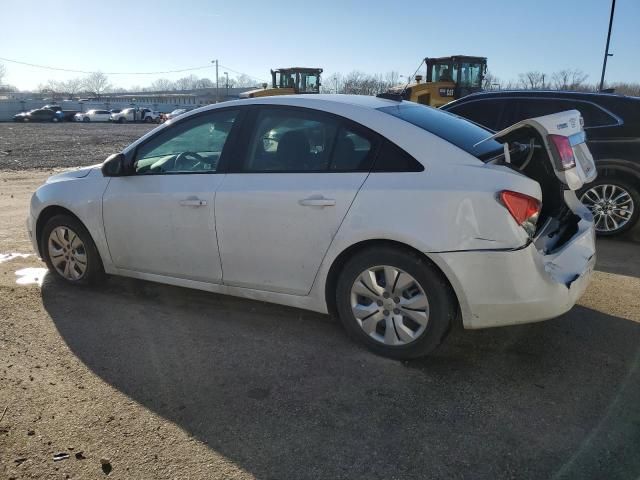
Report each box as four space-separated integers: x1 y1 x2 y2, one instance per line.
212 59 219 103
599 0 616 91
224 71 229 100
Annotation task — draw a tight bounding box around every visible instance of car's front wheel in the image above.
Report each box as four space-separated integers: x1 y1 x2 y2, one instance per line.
83 116 90 122
41 214 104 285
580 178 639 236
335 246 456 359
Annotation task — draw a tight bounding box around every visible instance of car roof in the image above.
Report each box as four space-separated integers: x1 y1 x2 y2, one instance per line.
448 89 640 102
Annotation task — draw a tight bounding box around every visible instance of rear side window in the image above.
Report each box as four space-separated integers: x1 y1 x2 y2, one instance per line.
446 99 506 131
378 103 502 160
373 141 424 172
241 107 376 173
514 99 618 128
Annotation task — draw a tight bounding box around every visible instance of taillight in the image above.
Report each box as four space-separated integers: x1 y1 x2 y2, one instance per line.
548 134 576 170
499 190 541 237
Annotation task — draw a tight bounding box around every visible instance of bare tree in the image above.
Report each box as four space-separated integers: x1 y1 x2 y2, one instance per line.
195 77 215 89
60 78 84 99
483 70 502 90
149 78 175 91
82 72 111 97
174 74 199 90
233 74 258 88
518 71 547 89
321 73 343 93
551 69 589 91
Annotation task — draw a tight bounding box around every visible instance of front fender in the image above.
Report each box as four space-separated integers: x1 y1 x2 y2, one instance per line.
31 174 113 270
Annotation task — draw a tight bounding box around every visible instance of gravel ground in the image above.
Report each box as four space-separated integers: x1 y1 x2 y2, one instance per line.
0 123 155 170
0 126 639 479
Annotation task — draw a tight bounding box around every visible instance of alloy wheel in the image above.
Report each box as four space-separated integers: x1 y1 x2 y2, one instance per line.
580 184 635 234
48 226 87 280
350 266 429 346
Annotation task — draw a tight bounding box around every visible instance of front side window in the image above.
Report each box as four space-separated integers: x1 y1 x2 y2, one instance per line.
134 109 238 174
242 108 374 172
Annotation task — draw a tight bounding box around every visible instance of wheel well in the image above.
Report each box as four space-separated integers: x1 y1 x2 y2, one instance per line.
324 239 461 322
597 165 640 188
35 206 84 256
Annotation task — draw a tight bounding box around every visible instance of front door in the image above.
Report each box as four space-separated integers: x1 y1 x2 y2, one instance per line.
102 108 240 283
215 106 377 295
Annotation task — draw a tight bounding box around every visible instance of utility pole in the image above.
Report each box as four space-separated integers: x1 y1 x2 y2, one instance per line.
212 59 219 103
224 71 229 100
599 0 616 92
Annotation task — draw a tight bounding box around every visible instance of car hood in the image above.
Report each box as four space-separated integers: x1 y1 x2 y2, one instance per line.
46 164 102 183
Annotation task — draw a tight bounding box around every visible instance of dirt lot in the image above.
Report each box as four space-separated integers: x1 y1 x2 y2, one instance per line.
0 124 639 479
0 123 155 170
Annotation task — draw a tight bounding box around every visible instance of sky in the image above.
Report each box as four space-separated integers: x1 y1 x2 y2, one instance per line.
1 0 639 91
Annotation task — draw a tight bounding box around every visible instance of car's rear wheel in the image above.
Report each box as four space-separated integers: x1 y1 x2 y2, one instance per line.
580 178 639 236
335 246 455 359
41 214 104 285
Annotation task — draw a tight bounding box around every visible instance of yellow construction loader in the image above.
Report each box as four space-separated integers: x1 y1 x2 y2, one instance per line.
239 67 323 98
385 56 487 107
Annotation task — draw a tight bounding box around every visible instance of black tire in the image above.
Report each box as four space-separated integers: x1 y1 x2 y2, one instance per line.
580 177 640 236
41 214 105 285
335 246 456 359
83 116 90 122
118 117 126 124
144 116 153 123
52 117 60 123
23 117 29 123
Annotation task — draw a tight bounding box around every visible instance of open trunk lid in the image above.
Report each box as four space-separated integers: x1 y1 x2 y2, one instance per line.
482 110 597 190
482 110 597 252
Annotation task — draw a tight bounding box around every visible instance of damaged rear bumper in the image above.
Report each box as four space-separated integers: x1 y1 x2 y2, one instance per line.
429 214 596 329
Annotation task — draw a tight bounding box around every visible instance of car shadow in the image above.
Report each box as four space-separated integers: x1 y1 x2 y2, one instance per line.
42 275 640 480
595 238 640 279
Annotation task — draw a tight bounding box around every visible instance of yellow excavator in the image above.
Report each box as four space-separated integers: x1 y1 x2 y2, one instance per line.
239 67 323 98
385 56 487 107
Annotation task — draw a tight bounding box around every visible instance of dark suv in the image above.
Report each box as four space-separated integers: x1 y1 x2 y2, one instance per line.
442 90 640 236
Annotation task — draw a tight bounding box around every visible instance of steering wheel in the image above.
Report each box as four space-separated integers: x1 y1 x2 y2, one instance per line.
174 151 205 171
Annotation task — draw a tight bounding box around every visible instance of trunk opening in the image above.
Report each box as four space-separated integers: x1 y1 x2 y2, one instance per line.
488 126 582 253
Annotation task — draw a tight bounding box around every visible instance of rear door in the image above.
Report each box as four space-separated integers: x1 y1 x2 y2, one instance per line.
215 105 377 295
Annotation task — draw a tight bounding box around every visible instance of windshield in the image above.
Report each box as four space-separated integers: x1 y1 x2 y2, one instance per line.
378 103 503 160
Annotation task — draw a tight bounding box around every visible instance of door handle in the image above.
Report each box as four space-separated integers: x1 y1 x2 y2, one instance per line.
299 196 336 207
179 199 207 207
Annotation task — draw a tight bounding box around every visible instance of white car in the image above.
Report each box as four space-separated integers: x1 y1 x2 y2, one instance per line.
110 107 160 123
27 95 597 359
74 109 112 122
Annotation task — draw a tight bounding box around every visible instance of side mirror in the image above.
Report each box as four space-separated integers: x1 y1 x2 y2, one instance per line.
101 153 127 177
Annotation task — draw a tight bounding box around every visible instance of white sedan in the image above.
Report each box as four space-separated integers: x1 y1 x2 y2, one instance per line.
74 109 112 122
27 95 597 359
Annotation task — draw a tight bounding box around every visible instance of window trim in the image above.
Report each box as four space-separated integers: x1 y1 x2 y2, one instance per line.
447 96 623 130
227 104 382 174
127 107 246 176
